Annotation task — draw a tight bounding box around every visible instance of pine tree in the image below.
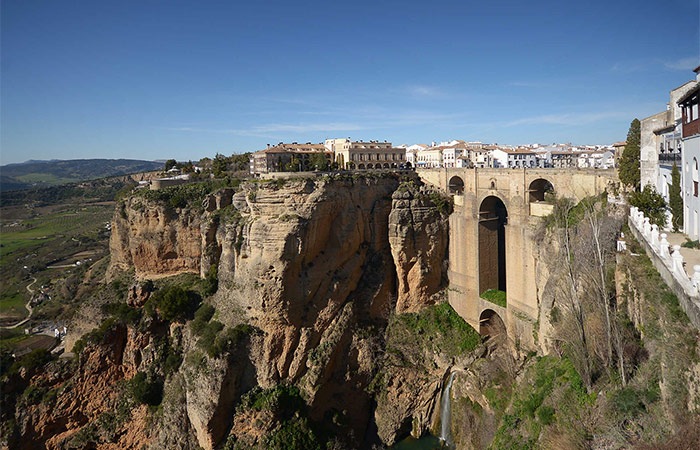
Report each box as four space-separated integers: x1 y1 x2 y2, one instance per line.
670 162 683 231
618 118 641 188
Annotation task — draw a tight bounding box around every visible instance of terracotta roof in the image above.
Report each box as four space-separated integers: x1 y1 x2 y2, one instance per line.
255 143 327 154
612 141 626 147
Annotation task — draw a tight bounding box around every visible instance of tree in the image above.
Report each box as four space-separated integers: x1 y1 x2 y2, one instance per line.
212 153 230 177
164 159 177 171
618 119 641 188
670 162 683 232
309 152 329 171
629 185 667 227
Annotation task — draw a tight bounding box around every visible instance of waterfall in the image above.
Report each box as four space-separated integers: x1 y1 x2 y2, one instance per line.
439 371 457 447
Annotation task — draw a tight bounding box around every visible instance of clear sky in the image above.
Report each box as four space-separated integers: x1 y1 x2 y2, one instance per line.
1 0 699 164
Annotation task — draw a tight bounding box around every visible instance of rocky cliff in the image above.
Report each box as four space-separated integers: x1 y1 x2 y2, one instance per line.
6 174 453 450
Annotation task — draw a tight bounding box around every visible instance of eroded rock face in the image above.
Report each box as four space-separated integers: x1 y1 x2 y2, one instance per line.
11 324 154 450
101 176 452 449
109 200 202 279
389 185 449 314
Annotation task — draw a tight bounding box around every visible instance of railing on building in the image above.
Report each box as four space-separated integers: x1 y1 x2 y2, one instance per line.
628 207 700 330
658 152 682 164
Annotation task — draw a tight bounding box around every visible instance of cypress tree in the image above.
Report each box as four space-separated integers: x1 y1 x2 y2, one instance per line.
670 162 683 231
618 118 641 188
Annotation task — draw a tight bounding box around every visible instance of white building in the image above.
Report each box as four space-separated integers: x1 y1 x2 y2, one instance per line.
491 148 537 168
680 67 700 238
641 79 696 207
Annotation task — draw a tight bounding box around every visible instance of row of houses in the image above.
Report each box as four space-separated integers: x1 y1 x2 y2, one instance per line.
403 140 620 170
641 66 700 237
249 138 622 176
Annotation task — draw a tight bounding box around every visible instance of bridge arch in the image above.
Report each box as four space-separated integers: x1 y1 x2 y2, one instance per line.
528 178 554 203
479 309 506 340
448 175 465 195
478 196 508 294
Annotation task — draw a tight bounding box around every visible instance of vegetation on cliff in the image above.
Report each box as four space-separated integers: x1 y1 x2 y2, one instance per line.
474 199 700 449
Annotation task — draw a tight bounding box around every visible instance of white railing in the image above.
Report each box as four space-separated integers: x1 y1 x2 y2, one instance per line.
629 206 700 298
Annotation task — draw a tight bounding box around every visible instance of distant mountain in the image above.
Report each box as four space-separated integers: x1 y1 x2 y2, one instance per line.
0 158 163 191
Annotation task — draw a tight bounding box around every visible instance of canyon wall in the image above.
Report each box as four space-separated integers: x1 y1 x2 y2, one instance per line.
105 175 451 448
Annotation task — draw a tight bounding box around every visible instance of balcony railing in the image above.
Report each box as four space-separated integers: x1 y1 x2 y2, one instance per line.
659 152 682 164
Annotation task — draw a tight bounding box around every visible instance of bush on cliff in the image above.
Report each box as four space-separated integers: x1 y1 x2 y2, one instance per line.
387 301 481 365
146 285 198 322
129 371 163 406
202 264 218 296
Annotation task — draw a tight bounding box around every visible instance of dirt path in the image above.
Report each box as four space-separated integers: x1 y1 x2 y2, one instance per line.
1 277 36 330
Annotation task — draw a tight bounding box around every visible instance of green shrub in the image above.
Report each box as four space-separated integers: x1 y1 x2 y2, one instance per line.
240 385 305 413
682 239 700 249
629 185 667 227
536 405 555 425
263 417 321 450
611 386 659 417
148 285 198 321
129 372 163 406
191 303 215 335
8 348 53 376
101 302 142 325
23 384 47 405
72 318 121 354
197 320 224 357
202 264 218 296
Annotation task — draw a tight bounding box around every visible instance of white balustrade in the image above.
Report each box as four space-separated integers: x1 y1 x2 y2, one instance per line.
651 224 659 250
672 245 685 277
692 266 700 294
660 233 670 259
643 217 651 237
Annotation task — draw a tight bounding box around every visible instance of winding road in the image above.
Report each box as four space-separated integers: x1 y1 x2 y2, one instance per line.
1 276 36 330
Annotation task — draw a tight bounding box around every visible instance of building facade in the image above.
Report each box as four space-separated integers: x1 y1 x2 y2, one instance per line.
329 139 406 170
250 143 330 175
680 69 700 238
491 149 537 168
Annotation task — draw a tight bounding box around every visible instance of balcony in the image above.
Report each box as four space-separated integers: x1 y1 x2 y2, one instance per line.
659 152 682 165
683 119 700 139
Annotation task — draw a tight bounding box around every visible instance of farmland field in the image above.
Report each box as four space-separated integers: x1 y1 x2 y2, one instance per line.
0 199 115 329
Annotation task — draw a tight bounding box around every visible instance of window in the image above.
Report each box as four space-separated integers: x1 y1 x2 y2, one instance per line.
693 102 699 121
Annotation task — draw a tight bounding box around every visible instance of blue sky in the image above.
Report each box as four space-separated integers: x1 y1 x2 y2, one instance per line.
1 0 699 164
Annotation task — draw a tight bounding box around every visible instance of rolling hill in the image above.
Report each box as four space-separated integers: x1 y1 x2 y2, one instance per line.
0 159 163 191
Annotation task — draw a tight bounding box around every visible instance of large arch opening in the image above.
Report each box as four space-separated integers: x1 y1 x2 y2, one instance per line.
479 309 506 341
448 175 465 195
479 196 507 294
528 178 554 203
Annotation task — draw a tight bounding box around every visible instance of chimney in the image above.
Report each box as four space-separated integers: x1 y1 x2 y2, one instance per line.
695 65 700 81
267 144 270 148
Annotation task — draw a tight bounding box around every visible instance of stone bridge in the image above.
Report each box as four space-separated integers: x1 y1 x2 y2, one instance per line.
417 168 619 351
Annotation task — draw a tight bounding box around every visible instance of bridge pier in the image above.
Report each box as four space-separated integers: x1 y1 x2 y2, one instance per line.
417 167 618 352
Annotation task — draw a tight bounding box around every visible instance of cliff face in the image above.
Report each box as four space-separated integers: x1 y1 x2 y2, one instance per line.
11 324 156 450
100 175 451 448
109 200 202 279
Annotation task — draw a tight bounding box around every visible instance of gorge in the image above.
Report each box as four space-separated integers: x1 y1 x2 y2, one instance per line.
2 170 700 450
